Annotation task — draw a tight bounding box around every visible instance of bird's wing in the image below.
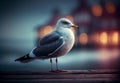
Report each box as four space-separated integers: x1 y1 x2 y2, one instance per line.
41 31 64 45
33 32 65 57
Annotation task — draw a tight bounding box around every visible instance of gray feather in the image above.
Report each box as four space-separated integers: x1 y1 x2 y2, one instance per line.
33 31 64 58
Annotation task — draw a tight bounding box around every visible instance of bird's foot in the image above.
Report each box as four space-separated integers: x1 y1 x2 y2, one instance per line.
55 69 67 73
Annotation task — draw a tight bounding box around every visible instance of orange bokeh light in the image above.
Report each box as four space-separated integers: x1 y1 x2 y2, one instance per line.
105 2 116 14
100 32 108 45
91 4 102 17
79 33 88 45
111 32 119 45
38 25 53 38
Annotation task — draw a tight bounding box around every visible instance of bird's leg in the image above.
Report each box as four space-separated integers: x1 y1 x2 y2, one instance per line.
56 57 62 72
49 58 54 72
56 57 59 71
55 57 67 72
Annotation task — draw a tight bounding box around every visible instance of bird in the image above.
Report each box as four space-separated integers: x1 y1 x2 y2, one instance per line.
15 18 78 72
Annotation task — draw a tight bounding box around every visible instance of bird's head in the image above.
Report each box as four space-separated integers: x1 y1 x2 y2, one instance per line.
56 18 78 29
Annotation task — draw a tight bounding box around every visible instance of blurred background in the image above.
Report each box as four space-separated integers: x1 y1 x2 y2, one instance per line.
0 0 120 71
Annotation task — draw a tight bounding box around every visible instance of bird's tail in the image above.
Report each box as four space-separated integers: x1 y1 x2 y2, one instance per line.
15 54 35 63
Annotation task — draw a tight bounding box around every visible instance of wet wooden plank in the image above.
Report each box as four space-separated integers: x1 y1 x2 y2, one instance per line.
0 69 120 75
0 70 120 83
1 74 119 79
0 79 119 83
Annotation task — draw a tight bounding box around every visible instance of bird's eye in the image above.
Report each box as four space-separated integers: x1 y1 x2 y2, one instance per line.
61 21 70 24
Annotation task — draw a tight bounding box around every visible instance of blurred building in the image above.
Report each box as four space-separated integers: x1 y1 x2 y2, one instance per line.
36 0 120 48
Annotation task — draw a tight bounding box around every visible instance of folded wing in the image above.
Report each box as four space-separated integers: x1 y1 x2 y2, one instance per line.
33 32 65 57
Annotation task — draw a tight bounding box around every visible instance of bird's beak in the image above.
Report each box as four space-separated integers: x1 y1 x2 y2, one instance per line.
71 25 79 29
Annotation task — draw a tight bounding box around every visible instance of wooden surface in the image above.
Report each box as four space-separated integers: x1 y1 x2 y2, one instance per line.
0 70 120 83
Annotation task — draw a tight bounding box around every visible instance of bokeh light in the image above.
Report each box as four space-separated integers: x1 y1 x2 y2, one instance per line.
79 33 88 45
111 31 119 45
100 32 108 45
38 26 53 38
91 4 102 17
105 2 116 14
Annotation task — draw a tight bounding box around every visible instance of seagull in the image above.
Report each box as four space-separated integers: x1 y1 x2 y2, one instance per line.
15 18 78 72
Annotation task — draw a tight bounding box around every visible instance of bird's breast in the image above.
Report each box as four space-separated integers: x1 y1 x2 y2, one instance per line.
56 28 75 57
63 29 75 50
